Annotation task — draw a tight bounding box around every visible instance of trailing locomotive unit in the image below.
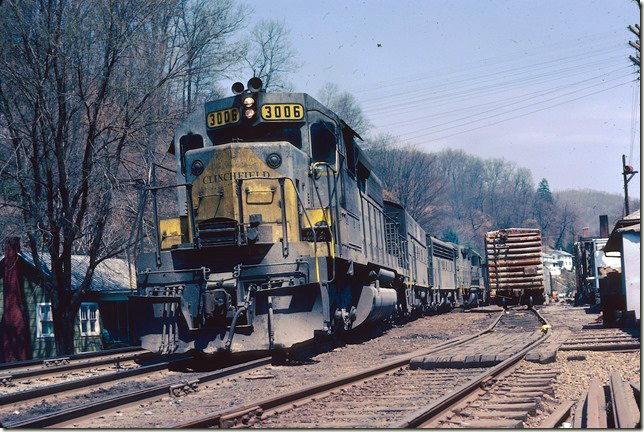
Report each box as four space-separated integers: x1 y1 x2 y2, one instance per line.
485 228 545 307
130 78 408 354
426 236 458 310
455 245 485 308
383 201 430 313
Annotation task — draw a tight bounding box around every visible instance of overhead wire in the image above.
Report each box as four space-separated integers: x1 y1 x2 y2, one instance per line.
393 79 636 147
378 65 631 128
363 52 628 116
352 30 628 95
361 42 627 107
399 72 634 141
366 56 628 120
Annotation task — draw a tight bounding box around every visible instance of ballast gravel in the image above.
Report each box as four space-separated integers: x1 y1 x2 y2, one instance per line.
522 303 640 428
67 307 501 428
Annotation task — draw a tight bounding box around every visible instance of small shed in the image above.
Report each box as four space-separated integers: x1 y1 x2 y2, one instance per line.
605 210 640 321
0 240 136 361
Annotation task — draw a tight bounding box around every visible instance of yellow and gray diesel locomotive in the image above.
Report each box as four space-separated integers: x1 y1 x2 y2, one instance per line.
130 78 484 355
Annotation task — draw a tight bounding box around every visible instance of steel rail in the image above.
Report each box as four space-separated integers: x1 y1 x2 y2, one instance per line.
0 346 142 372
391 308 551 428
538 400 575 428
3 356 274 428
2 334 349 428
0 353 193 407
3 349 153 381
168 311 506 428
610 370 640 428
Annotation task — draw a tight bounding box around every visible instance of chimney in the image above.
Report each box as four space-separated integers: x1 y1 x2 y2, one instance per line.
599 215 609 238
581 227 590 238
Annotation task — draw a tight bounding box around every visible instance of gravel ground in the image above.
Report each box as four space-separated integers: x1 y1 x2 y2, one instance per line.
65 307 501 428
522 302 640 428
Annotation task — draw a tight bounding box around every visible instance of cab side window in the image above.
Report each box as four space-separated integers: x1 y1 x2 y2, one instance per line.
342 127 357 178
310 121 337 164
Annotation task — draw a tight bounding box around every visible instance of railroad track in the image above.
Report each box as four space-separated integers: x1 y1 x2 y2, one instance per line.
162 307 548 428
1 356 274 428
0 334 344 428
404 363 560 428
0 346 141 372
0 351 194 409
560 327 640 352
540 370 641 428
0 348 152 387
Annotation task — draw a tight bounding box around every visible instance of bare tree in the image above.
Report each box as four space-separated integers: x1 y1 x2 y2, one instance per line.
175 0 247 114
553 204 578 250
0 0 245 355
366 134 444 229
318 83 371 136
244 19 298 92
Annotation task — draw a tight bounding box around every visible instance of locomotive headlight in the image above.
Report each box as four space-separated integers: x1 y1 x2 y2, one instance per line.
191 159 204 176
243 96 255 107
244 108 256 119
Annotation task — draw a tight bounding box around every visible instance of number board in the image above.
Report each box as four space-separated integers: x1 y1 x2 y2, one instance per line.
206 107 240 129
261 104 304 121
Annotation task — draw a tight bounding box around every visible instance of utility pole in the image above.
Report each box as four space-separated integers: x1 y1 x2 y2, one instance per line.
628 1 640 76
622 154 638 216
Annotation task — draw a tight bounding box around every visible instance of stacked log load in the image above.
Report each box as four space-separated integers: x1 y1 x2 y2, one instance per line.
485 228 545 306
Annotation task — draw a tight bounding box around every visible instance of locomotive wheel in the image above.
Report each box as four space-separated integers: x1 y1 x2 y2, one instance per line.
501 297 508 310
528 296 534 309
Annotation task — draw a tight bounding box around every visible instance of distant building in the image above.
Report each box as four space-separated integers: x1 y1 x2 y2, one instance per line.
542 249 574 276
0 239 136 361
605 210 640 321
542 252 562 276
551 250 573 271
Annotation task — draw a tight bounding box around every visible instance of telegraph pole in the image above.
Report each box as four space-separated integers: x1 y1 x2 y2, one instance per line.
622 154 638 216
628 1 640 76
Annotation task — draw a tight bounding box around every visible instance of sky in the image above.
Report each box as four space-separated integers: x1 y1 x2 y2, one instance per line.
230 0 641 198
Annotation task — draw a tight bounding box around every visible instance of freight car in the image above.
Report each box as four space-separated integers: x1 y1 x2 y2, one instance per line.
128 78 485 355
485 228 545 307
574 237 621 306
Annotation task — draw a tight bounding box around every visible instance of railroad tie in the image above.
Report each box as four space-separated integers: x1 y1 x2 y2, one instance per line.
469 402 538 413
586 378 607 428
453 419 524 428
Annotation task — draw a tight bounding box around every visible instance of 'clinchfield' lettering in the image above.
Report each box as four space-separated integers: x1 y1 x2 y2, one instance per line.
202 171 270 184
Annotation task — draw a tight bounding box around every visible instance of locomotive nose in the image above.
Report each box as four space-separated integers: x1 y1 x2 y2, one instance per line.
184 143 299 247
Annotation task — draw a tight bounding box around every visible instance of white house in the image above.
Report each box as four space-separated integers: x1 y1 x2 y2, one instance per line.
551 250 573 271
542 252 562 276
542 249 574 276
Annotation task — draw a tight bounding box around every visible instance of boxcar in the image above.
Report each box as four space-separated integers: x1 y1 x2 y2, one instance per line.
485 228 545 307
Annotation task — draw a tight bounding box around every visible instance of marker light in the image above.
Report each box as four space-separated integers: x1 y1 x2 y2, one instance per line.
266 153 282 169
191 160 204 176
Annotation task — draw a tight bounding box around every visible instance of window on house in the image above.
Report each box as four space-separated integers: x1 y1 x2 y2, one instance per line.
79 303 100 336
37 303 55 338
